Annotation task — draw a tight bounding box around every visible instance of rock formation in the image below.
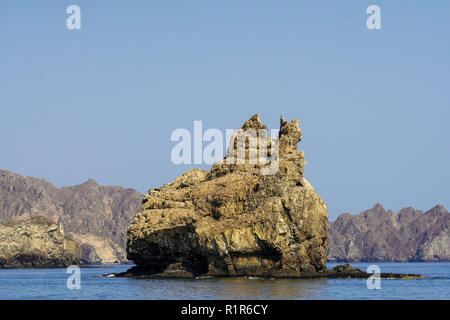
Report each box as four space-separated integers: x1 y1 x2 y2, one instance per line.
126 115 329 277
328 204 450 262
0 216 81 268
0 170 143 264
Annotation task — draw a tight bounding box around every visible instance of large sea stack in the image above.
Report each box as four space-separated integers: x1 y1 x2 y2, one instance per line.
126 115 329 277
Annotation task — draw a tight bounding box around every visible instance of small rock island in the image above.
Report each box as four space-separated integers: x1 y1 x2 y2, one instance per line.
0 216 81 268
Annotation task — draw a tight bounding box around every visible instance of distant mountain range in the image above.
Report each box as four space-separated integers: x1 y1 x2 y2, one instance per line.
0 169 142 264
328 203 449 262
0 169 448 263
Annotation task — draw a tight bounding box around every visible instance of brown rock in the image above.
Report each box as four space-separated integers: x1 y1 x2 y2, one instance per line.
126 115 328 277
0 216 81 268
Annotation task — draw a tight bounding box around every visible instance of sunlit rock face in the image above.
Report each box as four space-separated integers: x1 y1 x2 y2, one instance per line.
126 115 328 277
0 216 81 268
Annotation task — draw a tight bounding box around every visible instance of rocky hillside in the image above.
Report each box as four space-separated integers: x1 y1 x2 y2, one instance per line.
126 115 328 278
328 203 450 262
0 216 81 268
0 170 143 264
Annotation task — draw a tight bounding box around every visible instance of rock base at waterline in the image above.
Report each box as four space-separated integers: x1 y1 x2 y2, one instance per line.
108 264 424 280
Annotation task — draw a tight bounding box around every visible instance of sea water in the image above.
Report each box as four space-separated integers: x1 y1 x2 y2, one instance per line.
0 262 448 300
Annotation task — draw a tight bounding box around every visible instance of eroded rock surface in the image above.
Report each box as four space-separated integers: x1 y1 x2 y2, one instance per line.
126 115 328 277
0 216 81 268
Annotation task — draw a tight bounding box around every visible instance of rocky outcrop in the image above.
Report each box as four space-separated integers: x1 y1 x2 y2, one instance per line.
0 171 143 264
0 216 81 268
126 115 329 278
113 261 424 279
328 204 450 262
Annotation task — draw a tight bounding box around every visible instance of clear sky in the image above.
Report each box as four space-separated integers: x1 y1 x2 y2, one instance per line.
1 1 449 220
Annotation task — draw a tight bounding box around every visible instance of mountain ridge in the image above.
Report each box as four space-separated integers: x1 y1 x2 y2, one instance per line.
327 203 449 262
0 169 143 264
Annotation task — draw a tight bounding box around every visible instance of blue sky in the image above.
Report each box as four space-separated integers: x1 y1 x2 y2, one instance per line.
1 1 449 220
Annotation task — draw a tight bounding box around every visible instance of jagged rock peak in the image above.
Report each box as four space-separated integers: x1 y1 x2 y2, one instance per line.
279 115 302 154
83 178 98 186
427 204 447 214
240 114 267 131
237 114 302 155
218 114 305 178
371 203 385 212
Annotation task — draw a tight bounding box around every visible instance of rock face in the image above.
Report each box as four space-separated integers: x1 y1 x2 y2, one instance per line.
328 204 450 262
126 115 328 277
0 170 143 264
0 216 81 268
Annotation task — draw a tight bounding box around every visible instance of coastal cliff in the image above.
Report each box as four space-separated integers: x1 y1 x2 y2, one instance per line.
125 115 329 278
0 170 143 264
328 204 450 262
0 216 81 268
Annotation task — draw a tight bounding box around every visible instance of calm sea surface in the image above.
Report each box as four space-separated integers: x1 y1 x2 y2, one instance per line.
0 262 448 299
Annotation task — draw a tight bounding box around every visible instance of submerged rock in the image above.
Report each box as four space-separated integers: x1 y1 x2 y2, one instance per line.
113 262 424 280
0 216 81 268
307 264 424 279
125 114 329 278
